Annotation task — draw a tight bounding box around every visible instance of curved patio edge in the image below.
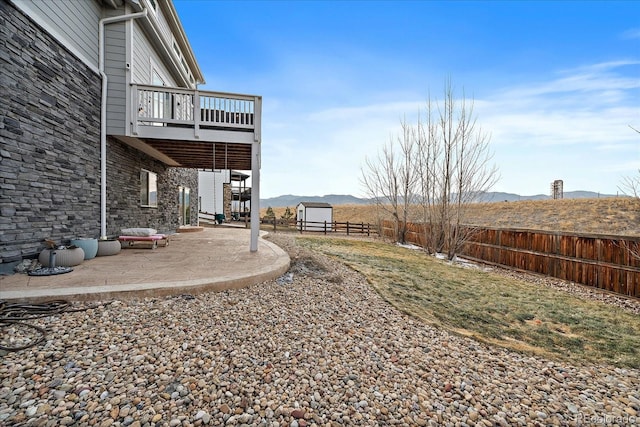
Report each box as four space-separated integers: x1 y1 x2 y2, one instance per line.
0 231 291 303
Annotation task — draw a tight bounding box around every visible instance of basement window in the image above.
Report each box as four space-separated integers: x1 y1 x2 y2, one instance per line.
140 169 158 207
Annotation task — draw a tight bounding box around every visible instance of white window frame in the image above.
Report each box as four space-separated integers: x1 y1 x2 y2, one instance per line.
145 0 158 15
140 169 158 208
149 59 171 125
150 58 170 86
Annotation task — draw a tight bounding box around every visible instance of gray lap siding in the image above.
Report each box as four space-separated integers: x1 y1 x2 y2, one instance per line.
0 1 197 263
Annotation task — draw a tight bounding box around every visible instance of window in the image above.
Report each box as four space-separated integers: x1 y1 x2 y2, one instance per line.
171 38 190 75
150 68 167 125
179 186 191 226
140 169 158 207
146 0 158 12
152 69 164 86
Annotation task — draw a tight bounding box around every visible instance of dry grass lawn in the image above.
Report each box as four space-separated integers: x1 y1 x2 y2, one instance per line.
262 198 640 366
296 236 640 367
263 197 640 236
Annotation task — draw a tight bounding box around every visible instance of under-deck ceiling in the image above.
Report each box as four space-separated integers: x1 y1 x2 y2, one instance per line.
143 139 253 170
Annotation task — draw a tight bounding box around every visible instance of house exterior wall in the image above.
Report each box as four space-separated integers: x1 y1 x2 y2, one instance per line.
147 0 197 87
132 21 150 84
108 6 184 136
0 0 101 262
9 0 102 72
151 1 174 49
8 1 194 136
131 20 176 86
223 183 232 220
0 1 199 264
106 137 198 234
105 19 128 134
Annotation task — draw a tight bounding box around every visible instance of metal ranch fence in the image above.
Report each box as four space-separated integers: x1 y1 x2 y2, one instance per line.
261 218 372 236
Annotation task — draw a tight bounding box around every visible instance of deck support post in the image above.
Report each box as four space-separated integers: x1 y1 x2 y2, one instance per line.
249 97 262 252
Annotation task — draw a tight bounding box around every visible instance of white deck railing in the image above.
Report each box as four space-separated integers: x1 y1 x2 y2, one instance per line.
132 84 258 138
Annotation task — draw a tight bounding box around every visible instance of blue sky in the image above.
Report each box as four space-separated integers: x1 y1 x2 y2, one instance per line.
175 0 640 199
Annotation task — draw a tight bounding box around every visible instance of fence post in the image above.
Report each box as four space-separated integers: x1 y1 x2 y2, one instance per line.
299 219 303 233
324 221 327 235
346 221 350 236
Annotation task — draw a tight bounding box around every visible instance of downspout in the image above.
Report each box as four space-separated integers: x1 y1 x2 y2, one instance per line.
99 8 148 238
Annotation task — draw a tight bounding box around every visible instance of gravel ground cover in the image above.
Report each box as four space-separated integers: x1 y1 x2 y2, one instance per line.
1 234 638 426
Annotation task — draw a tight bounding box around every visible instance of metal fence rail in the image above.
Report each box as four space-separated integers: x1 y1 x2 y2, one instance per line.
261 219 372 236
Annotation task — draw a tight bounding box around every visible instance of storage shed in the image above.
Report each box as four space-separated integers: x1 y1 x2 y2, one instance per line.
296 202 333 231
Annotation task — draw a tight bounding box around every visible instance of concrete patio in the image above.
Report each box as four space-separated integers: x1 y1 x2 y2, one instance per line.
0 227 290 302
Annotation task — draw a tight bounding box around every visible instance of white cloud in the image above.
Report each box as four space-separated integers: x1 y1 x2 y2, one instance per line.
261 99 419 198
602 159 640 173
478 62 639 148
621 28 640 40
259 60 639 198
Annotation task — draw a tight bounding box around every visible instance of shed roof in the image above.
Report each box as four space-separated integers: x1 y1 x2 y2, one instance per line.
297 202 333 208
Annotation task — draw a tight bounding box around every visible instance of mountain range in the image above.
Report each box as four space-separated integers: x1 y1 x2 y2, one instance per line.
260 191 618 208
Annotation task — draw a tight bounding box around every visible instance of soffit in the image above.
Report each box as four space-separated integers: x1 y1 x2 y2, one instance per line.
141 139 252 170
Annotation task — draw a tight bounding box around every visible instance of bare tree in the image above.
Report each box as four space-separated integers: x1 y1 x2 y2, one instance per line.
619 126 640 198
616 125 640 259
416 80 498 259
612 186 640 259
362 79 498 257
620 172 640 199
360 119 418 243
415 98 445 253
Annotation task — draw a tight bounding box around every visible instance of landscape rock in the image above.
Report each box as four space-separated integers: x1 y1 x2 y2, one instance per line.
0 234 637 426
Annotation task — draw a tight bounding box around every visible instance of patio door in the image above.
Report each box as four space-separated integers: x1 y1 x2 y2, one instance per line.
178 186 191 226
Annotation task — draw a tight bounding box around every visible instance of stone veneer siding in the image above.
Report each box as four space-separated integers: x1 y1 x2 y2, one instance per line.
0 1 198 263
106 137 198 236
223 183 232 220
0 0 101 263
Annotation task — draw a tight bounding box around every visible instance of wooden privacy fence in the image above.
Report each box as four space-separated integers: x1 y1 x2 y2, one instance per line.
380 220 640 298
